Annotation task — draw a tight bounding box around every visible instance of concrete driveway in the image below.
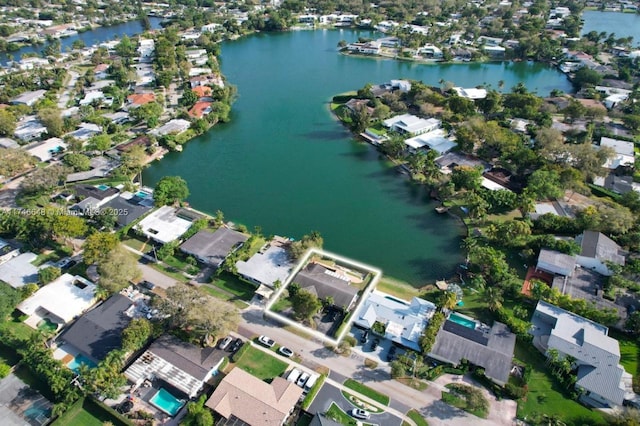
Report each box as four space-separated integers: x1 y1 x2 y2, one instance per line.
308 381 403 426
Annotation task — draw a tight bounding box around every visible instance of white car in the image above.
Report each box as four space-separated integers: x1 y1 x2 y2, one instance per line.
351 408 370 420
278 346 294 357
296 372 310 387
258 335 275 348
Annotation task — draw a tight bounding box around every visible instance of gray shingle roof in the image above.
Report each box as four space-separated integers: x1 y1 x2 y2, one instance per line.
180 228 248 267
148 335 226 380
579 231 625 266
537 249 576 276
60 294 134 363
429 320 516 385
292 263 359 309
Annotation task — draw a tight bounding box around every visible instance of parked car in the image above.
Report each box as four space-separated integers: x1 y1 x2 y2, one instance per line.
278 346 294 358
387 346 397 362
229 338 243 353
360 330 369 344
218 336 233 350
286 368 302 383
140 280 156 290
296 372 310 387
303 374 319 394
116 399 134 414
258 335 275 348
351 408 370 420
55 257 74 269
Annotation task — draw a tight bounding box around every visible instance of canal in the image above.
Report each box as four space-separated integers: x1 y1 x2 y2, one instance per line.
143 29 573 285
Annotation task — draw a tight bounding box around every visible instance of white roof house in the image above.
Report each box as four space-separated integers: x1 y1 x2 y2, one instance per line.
599 137 635 169
383 114 440 136
404 128 457 155
453 87 488 99
531 301 630 408
149 119 191 137
236 245 292 288
25 137 67 162
17 273 97 327
354 290 436 351
0 252 40 288
11 89 47 106
136 206 192 244
68 123 102 141
14 116 48 142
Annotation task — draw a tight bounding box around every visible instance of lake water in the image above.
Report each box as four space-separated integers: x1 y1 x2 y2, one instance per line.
0 17 164 65
582 10 640 43
143 29 572 285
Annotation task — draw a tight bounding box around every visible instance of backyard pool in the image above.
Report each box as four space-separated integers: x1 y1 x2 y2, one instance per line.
448 313 477 330
96 184 110 191
67 353 97 372
149 388 185 417
136 191 151 198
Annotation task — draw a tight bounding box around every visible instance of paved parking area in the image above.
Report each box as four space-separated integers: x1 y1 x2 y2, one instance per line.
349 326 405 364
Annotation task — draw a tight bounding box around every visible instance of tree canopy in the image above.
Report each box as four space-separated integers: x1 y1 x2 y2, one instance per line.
154 176 190 206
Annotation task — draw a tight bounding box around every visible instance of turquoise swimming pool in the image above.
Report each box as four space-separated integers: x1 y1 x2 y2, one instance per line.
96 184 110 191
448 313 477 329
67 354 97 372
150 388 185 417
136 190 151 198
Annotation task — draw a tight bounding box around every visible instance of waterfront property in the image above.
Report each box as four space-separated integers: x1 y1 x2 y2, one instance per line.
353 290 436 351
382 114 441 136
429 313 516 385
236 237 293 288
16 274 97 329
136 206 194 244
530 300 632 408
124 334 226 399
205 367 303 426
180 227 248 268
293 262 360 311
57 294 136 365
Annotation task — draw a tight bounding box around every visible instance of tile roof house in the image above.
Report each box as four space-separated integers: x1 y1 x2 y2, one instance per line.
576 231 625 276
530 301 631 407
205 367 303 426
536 249 577 277
354 290 436 351
59 294 135 364
124 335 226 398
127 93 156 107
180 228 248 268
291 263 359 310
192 86 212 98
429 315 516 385
188 101 213 119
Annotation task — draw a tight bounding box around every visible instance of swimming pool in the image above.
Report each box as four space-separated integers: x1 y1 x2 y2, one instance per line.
448 313 477 329
66 354 97 372
136 190 150 198
96 184 110 191
149 388 185 417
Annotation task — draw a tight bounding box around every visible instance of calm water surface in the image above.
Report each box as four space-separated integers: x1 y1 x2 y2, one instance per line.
143 29 573 285
582 11 640 43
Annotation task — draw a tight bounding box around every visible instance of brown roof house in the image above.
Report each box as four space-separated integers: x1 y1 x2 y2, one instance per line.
206 367 302 426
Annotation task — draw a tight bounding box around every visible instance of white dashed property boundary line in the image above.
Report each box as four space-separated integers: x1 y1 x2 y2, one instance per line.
263 248 381 346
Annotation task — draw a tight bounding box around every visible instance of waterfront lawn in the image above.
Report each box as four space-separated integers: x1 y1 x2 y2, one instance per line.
234 346 288 381
377 275 421 301
514 342 606 425
343 379 390 406
405 409 429 426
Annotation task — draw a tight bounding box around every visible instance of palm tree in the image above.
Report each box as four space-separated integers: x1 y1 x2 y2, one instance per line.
485 287 504 312
438 291 458 310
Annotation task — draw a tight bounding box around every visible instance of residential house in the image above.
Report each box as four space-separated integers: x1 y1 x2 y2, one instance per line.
127 93 156 108
417 44 442 58
530 300 631 407
11 89 47 106
0 137 18 149
67 123 102 141
136 206 194 244
383 114 441 136
346 41 381 55
598 137 635 170
180 227 248 268
291 263 359 310
188 101 212 119
536 249 577 277
205 367 303 426
93 63 109 80
149 119 191 137
74 184 119 206
192 86 212 98
116 135 153 152
58 294 135 365
125 334 226 398
14 116 47 142
0 252 40 288
404 129 457 155
236 238 293 289
354 290 436 351
189 67 212 77
79 90 111 106
102 111 130 125
576 231 625 276
429 315 516 385
190 73 224 89
101 193 154 227
453 87 488 99
201 23 221 33
137 39 155 58
16 274 97 329
25 137 67 162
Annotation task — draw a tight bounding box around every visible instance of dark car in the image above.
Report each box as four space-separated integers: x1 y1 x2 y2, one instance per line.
360 330 369 344
140 280 156 290
116 399 134 414
387 346 397 362
229 338 243 352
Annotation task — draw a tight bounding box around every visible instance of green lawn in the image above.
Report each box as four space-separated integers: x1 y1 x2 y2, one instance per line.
1 315 37 341
610 330 639 376
451 289 494 324
324 402 374 426
343 379 390 406
405 409 429 426
234 345 288 381
52 398 131 426
149 262 189 283
121 236 147 252
377 275 421 300
514 342 606 425
441 389 488 419
210 272 256 301
0 343 21 366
